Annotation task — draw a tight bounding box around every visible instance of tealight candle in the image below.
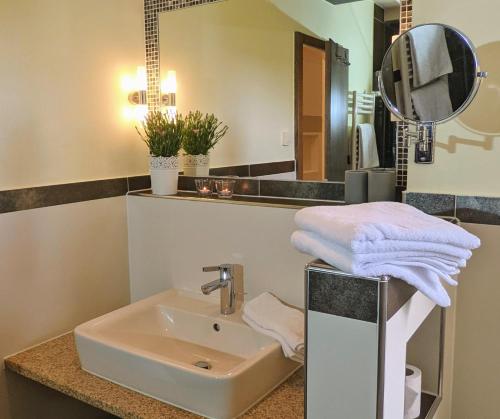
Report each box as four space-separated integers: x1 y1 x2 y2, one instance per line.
215 180 236 198
195 179 214 197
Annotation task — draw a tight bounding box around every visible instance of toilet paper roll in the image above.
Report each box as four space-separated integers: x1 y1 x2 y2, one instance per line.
344 170 368 204
404 365 422 419
367 169 396 202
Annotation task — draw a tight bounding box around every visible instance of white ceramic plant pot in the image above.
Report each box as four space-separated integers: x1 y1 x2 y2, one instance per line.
183 154 210 177
150 156 179 195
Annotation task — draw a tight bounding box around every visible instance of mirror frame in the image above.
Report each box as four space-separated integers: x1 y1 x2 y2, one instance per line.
378 23 484 126
144 0 403 202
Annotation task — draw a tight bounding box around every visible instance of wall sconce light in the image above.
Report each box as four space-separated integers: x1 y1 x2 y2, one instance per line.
122 66 148 121
127 66 148 105
161 70 177 118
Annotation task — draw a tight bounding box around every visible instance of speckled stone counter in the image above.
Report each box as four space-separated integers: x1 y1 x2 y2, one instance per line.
4 333 304 419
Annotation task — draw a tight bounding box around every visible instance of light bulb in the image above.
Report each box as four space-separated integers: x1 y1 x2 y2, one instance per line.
136 66 148 91
162 70 177 94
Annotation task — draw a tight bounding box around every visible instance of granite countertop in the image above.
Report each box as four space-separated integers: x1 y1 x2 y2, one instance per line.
4 333 304 419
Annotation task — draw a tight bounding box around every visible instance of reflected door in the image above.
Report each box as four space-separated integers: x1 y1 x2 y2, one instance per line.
301 45 326 180
326 40 349 181
295 33 349 182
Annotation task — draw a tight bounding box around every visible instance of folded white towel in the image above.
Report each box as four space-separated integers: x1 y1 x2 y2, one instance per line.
243 292 304 363
349 239 472 260
295 202 480 251
292 230 453 306
292 230 464 277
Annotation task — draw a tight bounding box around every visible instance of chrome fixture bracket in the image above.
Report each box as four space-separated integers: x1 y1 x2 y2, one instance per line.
128 90 147 105
161 92 176 107
402 122 437 164
378 23 488 165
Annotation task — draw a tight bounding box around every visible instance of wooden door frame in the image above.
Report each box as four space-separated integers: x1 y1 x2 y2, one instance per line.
294 32 331 180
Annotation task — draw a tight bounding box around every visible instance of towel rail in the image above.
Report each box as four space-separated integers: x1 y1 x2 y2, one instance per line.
348 91 379 169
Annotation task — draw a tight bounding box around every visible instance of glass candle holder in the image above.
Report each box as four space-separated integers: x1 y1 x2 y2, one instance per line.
215 179 236 199
195 178 214 197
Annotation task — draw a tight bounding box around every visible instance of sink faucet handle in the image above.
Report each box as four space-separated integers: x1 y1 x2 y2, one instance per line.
202 265 221 273
202 264 233 274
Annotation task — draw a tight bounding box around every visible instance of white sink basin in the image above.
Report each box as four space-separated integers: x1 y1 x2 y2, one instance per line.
74 289 300 419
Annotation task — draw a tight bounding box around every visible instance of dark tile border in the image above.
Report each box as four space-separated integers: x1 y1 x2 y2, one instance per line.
209 165 250 177
249 160 295 177
405 192 500 225
208 160 295 177
307 269 379 323
178 176 345 201
178 176 259 196
260 179 344 201
127 175 151 191
0 176 148 214
306 260 419 323
404 192 455 216
456 196 500 225
0 172 345 215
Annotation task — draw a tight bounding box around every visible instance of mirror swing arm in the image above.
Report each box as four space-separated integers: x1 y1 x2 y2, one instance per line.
401 121 437 164
378 23 488 165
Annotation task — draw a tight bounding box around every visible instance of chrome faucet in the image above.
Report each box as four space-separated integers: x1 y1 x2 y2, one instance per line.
201 264 244 315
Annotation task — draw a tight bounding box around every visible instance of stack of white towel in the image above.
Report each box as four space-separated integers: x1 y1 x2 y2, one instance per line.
291 202 481 307
242 292 304 363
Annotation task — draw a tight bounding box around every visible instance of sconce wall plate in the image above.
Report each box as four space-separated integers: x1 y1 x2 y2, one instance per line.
162 92 176 107
128 90 147 106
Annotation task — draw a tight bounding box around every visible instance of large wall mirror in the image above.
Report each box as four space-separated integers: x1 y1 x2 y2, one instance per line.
158 0 401 181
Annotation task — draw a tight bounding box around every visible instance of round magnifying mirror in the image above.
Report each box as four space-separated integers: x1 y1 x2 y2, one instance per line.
378 23 485 124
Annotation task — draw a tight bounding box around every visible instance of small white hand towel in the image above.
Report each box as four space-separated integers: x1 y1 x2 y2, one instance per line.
411 76 453 122
242 314 304 363
358 124 380 169
243 292 304 362
294 202 480 251
408 25 453 88
292 230 452 307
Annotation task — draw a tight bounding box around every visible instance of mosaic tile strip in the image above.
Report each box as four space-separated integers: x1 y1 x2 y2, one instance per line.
395 0 413 190
144 0 222 111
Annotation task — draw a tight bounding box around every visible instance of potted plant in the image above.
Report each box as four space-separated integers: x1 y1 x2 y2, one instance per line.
136 111 184 195
182 111 229 177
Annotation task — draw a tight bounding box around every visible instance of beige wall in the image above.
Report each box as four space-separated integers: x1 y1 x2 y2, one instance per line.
127 196 311 307
409 0 500 196
159 0 303 168
271 0 374 93
0 0 147 190
0 197 131 418
411 1 500 418
158 0 373 168
0 1 143 416
450 223 500 419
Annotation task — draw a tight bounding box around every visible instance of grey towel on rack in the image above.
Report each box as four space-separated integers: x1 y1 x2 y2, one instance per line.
357 124 379 169
408 25 453 88
411 76 453 121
